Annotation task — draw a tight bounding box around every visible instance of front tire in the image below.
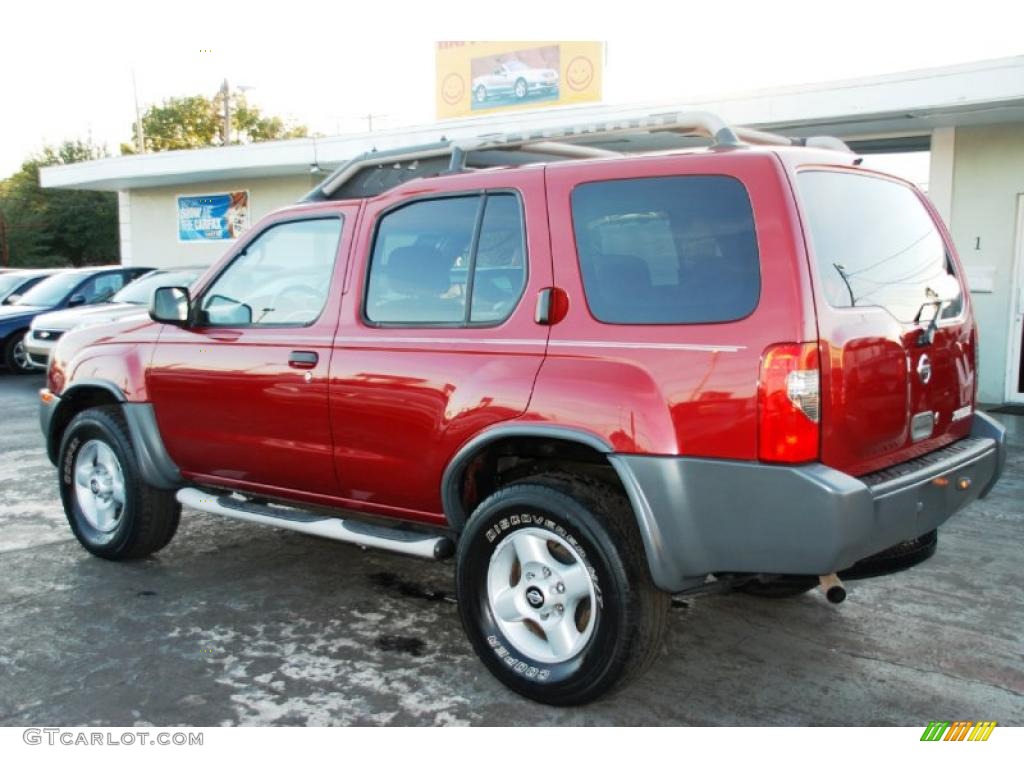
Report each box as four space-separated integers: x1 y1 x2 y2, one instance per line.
59 406 180 560
456 475 669 705
475 85 487 103
4 331 35 374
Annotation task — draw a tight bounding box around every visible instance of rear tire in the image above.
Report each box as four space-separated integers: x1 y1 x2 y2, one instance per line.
738 576 817 598
456 474 669 705
841 530 938 579
58 406 180 560
738 530 941 598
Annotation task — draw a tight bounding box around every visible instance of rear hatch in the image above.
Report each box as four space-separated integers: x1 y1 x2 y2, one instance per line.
795 168 976 477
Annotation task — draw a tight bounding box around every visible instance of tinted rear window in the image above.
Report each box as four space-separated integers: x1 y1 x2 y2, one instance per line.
571 176 760 324
797 171 960 322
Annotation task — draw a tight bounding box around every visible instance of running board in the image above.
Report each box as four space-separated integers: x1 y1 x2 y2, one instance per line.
176 488 454 560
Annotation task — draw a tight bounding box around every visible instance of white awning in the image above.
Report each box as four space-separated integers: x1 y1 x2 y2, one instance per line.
40 56 1024 192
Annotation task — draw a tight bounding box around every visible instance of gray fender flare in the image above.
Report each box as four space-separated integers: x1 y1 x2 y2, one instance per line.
440 424 614 531
48 382 182 490
440 424 687 588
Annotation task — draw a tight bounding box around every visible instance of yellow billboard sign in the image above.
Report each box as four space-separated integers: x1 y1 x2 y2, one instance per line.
436 41 604 120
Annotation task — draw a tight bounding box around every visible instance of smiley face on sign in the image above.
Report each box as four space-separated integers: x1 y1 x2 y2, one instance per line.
565 56 595 91
441 73 466 105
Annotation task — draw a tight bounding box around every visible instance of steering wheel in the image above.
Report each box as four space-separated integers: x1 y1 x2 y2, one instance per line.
269 284 326 323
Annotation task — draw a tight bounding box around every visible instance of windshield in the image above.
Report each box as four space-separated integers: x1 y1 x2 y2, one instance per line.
15 272 83 307
113 270 200 304
504 61 527 71
0 273 32 296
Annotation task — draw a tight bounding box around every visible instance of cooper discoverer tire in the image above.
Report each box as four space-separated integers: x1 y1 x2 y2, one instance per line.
58 405 180 560
456 474 669 706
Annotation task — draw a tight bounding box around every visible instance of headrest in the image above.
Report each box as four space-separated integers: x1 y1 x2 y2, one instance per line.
386 246 452 296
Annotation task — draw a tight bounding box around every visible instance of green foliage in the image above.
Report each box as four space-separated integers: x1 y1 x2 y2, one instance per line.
131 95 221 152
123 91 308 154
0 141 118 268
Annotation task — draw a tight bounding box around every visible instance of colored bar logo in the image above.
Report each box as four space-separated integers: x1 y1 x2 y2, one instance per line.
920 721 997 741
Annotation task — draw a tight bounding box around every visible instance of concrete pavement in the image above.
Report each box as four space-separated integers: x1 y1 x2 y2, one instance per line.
0 374 1021 725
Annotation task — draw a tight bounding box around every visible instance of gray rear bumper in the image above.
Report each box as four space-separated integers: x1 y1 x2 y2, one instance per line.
611 412 1007 592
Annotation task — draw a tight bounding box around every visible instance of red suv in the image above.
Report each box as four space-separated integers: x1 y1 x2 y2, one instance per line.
39 113 1006 705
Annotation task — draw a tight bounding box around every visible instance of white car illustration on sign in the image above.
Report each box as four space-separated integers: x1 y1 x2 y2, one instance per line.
472 60 559 103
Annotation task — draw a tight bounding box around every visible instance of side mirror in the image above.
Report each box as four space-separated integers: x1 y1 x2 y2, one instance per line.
67 293 86 308
932 272 962 305
150 286 191 326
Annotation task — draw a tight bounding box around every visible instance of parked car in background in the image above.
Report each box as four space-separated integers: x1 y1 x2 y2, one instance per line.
25 268 201 369
473 59 559 103
0 269 64 307
0 266 152 374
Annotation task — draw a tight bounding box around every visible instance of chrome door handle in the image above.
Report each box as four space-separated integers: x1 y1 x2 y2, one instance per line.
288 350 318 369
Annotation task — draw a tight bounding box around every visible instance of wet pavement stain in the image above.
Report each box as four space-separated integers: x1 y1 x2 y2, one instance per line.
376 634 427 657
368 571 457 604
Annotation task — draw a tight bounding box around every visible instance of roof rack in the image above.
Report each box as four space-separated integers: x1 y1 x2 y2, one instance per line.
304 111 852 202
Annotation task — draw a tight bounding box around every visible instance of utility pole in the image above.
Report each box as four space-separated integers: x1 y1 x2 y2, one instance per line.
361 113 387 132
132 68 145 152
221 78 231 145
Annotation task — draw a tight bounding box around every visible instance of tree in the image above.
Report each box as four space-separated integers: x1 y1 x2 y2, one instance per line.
130 95 221 152
0 141 119 268
123 91 308 154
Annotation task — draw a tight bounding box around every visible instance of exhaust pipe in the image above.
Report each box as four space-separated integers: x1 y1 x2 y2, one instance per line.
819 572 846 604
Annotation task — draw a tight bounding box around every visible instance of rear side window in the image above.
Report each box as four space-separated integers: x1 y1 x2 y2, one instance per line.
366 193 526 325
797 171 961 322
570 176 760 324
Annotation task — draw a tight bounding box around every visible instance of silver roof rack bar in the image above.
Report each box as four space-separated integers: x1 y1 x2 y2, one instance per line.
308 110 850 200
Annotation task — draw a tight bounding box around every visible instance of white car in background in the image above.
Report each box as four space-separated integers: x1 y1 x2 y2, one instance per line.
26 268 201 369
472 60 558 103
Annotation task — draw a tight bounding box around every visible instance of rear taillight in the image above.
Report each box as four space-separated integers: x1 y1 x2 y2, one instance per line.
758 342 820 463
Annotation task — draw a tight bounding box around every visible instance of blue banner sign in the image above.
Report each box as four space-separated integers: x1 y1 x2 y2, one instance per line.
177 191 250 241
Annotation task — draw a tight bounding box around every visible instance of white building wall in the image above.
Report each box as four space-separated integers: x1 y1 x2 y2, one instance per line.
947 123 1024 403
126 175 316 269
928 127 955 225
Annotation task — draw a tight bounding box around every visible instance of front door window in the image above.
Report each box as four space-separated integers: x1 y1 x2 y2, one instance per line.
199 218 342 326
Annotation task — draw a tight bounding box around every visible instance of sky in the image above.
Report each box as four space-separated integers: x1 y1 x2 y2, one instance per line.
1 0 1021 178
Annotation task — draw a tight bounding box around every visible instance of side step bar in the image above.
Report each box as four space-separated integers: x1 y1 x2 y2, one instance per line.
176 488 454 560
